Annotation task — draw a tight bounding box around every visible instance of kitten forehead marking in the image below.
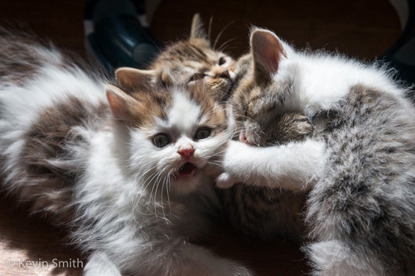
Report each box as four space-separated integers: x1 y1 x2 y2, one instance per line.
166 89 201 132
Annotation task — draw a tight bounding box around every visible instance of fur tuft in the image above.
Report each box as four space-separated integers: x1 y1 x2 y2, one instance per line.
0 30 252 276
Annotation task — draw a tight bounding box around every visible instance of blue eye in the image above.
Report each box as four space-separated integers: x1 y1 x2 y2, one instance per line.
194 127 211 140
152 133 171 148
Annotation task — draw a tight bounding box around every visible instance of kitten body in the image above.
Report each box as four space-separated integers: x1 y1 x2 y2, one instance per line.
115 15 314 240
220 111 312 239
0 31 252 276
219 28 415 275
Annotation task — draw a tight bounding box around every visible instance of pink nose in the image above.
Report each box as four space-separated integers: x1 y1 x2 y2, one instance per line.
219 70 230 79
239 132 253 145
178 146 194 159
213 68 230 79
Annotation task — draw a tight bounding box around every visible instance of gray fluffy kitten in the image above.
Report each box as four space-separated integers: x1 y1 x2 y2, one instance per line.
218 28 415 275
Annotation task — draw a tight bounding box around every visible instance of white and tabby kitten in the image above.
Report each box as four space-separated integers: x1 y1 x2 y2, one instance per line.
218 28 415 275
0 30 253 276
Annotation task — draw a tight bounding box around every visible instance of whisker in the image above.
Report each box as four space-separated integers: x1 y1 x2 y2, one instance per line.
213 21 234 50
218 37 237 52
165 173 172 212
208 149 228 156
135 164 159 201
159 177 167 218
206 160 223 167
151 166 170 218
146 168 164 203
208 16 213 42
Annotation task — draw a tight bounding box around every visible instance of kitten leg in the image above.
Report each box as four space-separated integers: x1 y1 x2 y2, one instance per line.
84 251 122 276
173 243 253 276
305 240 385 276
131 240 253 276
216 139 327 191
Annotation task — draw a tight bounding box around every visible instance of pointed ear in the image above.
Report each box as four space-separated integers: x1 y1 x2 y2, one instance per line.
250 28 287 84
106 84 140 121
190 13 208 42
115 67 156 91
159 69 173 87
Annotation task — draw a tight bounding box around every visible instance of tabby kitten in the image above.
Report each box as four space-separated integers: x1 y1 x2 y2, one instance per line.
222 51 314 240
116 13 237 102
220 111 313 239
0 31 253 276
218 27 415 275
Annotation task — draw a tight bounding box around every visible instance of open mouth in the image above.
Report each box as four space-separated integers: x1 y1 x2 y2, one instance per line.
177 162 197 178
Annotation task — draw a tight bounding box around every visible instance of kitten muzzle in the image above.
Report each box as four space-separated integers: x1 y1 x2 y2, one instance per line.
177 162 197 178
239 131 255 146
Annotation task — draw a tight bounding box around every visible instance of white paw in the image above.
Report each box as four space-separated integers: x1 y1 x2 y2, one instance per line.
84 252 121 276
222 140 249 170
230 266 254 276
216 172 236 189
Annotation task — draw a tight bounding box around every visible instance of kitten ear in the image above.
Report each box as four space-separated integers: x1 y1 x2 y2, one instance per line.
106 84 140 121
250 28 287 84
115 67 155 91
190 13 209 42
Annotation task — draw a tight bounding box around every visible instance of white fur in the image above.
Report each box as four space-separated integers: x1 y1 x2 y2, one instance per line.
216 139 327 191
278 49 404 117
0 59 251 275
221 29 415 275
0 65 105 193
306 241 385 276
72 88 250 275
222 34 410 192
168 90 202 134
84 252 122 276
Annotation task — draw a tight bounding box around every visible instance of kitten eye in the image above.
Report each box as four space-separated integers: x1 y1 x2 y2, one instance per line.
152 133 171 148
188 73 205 82
218 56 227 66
194 127 212 140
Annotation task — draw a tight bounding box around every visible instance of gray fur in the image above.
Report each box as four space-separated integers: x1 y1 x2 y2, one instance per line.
219 111 313 239
305 85 415 275
225 28 415 275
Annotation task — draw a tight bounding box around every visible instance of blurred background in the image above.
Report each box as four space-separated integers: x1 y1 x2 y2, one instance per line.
0 1 403 275
0 0 401 61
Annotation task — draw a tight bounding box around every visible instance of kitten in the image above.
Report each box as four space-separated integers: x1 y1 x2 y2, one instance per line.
115 13 237 102
220 111 313 239
218 28 415 275
0 31 253 276
114 14 315 240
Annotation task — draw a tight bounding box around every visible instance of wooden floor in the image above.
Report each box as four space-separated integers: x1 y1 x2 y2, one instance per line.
0 1 400 275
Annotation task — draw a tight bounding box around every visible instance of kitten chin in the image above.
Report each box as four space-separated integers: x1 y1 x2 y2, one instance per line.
173 172 207 194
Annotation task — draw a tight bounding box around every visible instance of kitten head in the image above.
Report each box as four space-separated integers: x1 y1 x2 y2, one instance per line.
230 28 298 145
115 14 236 102
106 83 229 195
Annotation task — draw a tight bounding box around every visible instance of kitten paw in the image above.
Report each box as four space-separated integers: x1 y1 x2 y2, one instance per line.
84 251 121 276
216 172 236 189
